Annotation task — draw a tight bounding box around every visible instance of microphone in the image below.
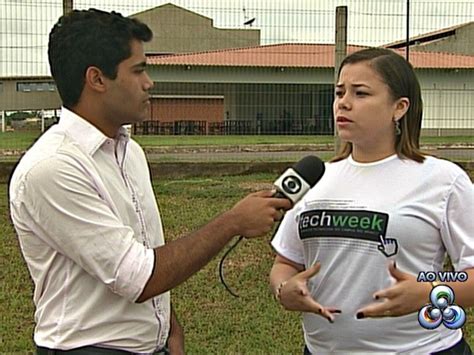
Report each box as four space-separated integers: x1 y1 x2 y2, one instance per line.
273 155 325 205
219 155 325 297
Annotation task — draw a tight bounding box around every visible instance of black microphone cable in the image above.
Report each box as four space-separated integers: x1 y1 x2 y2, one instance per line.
219 214 285 298
219 235 244 297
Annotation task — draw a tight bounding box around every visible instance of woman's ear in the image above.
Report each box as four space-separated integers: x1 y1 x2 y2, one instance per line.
394 97 410 121
84 66 107 93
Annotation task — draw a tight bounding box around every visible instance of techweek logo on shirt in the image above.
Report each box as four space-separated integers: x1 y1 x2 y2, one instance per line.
298 209 397 257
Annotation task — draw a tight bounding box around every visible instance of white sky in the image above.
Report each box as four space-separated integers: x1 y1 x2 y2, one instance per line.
0 0 473 76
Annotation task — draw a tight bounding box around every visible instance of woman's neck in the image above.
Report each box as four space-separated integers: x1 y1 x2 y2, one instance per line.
351 145 396 163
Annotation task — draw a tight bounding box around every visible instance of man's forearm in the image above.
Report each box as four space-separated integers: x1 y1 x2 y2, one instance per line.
137 190 292 302
137 211 238 302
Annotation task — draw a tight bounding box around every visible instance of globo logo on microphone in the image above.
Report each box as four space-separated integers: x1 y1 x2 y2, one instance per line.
274 168 311 204
281 175 302 194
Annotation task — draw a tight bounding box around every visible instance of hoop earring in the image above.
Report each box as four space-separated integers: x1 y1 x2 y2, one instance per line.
394 120 401 136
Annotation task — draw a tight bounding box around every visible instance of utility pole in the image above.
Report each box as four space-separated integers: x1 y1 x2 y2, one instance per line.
334 6 347 154
63 0 73 15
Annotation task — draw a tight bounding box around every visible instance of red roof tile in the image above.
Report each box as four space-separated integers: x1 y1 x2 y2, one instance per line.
147 43 474 69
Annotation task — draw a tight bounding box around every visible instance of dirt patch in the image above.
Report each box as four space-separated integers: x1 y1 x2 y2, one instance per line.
1 160 473 182
238 182 274 192
142 143 333 154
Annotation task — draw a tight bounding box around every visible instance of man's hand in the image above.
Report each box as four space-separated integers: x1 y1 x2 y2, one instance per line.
278 262 341 323
167 309 185 355
356 261 431 319
228 190 292 238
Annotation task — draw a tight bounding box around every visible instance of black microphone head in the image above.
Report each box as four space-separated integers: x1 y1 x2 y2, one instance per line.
292 155 325 187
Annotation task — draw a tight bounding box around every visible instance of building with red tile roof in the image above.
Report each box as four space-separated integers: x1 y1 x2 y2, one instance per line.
144 43 473 135
148 43 474 69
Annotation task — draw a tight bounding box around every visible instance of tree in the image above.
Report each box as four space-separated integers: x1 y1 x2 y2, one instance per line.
7 111 37 121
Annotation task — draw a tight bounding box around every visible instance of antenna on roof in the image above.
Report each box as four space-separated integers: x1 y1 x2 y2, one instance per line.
242 6 256 27
244 17 256 26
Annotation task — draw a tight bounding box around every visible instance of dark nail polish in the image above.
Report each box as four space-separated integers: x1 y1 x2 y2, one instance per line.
333 310 342 313
374 295 379 300
327 317 334 323
393 261 397 269
356 312 364 319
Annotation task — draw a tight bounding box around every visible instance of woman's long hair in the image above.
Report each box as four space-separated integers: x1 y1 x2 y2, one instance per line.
331 48 425 163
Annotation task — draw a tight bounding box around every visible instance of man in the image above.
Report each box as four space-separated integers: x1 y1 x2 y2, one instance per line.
9 9 291 354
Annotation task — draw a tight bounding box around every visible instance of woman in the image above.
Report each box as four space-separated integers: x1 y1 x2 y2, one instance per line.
270 48 473 353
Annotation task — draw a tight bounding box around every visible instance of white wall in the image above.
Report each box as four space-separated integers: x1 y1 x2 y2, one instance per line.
417 69 474 129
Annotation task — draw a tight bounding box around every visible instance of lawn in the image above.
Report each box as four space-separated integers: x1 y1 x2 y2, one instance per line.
1 174 473 353
0 131 43 150
1 131 473 150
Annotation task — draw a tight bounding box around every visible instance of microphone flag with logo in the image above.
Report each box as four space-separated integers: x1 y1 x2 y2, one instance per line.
273 155 325 204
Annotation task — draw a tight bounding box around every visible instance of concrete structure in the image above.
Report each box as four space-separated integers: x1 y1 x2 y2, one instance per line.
385 22 474 56
0 76 61 111
131 3 260 54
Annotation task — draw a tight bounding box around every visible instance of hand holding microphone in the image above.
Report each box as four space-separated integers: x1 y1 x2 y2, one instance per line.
227 190 290 238
226 155 325 238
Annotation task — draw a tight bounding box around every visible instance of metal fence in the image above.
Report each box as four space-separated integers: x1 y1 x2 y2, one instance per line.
0 0 473 160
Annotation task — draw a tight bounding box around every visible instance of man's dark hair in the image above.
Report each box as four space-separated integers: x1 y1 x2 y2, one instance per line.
48 8 153 108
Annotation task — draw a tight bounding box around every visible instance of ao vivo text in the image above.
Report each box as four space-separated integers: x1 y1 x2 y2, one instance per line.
417 271 468 283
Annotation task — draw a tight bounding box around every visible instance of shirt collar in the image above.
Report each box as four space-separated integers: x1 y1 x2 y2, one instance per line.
57 107 130 156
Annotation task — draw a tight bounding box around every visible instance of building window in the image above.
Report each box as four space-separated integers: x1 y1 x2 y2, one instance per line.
17 81 56 92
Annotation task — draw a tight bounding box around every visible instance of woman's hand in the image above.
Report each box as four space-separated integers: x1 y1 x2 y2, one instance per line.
278 262 341 323
356 261 431 319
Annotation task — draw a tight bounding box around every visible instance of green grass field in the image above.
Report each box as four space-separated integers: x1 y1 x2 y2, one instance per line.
1 174 473 353
1 131 473 150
